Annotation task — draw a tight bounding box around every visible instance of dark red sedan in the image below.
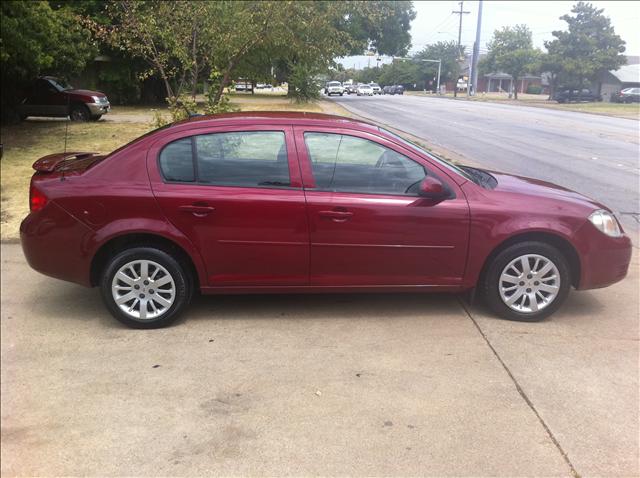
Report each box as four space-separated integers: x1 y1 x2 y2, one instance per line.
20 112 632 328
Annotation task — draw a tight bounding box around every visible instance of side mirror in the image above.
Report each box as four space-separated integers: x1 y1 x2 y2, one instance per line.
418 176 448 199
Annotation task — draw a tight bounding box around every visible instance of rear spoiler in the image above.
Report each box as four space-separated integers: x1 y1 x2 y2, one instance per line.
32 152 101 172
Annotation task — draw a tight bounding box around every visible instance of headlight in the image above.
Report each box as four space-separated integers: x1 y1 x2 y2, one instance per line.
92 95 106 104
589 209 622 237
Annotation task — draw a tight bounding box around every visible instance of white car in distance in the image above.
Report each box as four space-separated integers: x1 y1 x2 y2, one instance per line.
356 84 374 96
370 83 382 94
325 81 344 96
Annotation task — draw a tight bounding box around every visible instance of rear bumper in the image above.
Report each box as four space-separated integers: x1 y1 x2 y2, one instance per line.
20 202 95 287
575 224 633 290
87 102 110 116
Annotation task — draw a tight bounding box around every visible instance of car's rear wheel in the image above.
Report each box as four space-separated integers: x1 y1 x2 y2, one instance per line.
100 247 191 328
69 104 91 121
482 241 571 322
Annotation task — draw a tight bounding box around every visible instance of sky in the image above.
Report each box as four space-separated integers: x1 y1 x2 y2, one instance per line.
337 1 640 70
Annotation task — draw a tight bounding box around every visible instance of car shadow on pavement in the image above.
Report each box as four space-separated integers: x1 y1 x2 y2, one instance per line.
185 292 462 324
24 280 606 329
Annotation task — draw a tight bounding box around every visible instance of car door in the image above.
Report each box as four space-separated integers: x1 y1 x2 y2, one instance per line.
294 127 469 287
23 79 67 116
148 125 309 287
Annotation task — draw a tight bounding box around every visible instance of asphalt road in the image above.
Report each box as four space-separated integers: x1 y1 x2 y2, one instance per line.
329 94 640 236
1 243 638 476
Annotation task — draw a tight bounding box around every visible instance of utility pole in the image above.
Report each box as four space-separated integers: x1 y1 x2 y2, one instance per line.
452 1 470 98
470 0 483 96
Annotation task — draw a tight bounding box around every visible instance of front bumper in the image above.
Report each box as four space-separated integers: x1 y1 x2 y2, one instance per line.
87 102 111 115
575 222 633 290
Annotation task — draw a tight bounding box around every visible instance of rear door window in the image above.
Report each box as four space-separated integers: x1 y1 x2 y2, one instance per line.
158 131 290 187
195 131 289 187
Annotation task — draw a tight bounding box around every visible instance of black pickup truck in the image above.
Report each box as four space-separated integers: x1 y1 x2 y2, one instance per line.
553 88 602 103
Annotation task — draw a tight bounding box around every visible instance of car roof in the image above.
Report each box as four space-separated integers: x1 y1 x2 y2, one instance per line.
170 111 380 134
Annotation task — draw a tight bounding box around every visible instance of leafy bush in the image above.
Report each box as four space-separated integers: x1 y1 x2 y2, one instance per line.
287 62 321 103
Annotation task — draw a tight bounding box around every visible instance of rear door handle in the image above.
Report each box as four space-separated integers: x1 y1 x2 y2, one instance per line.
318 210 353 222
179 204 215 217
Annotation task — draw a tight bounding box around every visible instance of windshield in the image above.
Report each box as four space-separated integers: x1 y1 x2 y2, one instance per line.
379 127 475 182
48 78 73 91
328 82 341 86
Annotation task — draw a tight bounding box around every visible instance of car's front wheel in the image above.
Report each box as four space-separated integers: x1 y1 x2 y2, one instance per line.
482 241 570 322
69 104 91 121
100 247 191 328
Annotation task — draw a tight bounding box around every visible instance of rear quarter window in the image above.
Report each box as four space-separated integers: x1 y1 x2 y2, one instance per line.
158 138 195 182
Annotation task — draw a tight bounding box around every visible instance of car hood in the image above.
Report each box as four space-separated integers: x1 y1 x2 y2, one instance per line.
490 170 606 210
65 89 107 98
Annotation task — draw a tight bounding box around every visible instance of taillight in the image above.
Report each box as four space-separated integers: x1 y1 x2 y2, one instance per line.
29 183 48 212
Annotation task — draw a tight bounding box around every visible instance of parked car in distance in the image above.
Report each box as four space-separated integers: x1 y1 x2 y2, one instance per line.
370 83 382 94
356 84 374 96
234 80 253 93
324 81 344 96
383 85 405 95
554 88 602 103
18 76 110 121
344 84 358 95
610 87 640 103
21 112 632 328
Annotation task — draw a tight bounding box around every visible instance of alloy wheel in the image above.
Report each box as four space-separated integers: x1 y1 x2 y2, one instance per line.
498 254 560 314
111 259 176 320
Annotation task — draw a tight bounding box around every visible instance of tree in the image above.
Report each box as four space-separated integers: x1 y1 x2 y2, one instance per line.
414 41 464 92
484 25 540 99
0 0 97 118
94 0 416 106
378 60 419 87
537 50 565 100
545 1 626 93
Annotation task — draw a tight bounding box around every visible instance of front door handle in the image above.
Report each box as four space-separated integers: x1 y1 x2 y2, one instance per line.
318 210 353 222
179 204 215 217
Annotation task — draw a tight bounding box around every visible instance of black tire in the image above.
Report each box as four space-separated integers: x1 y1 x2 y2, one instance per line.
90 114 102 121
69 104 91 121
340 92 344 96
100 247 192 328
481 241 571 322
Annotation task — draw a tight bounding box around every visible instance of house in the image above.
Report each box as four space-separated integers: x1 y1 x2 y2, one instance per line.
480 73 544 94
598 63 640 102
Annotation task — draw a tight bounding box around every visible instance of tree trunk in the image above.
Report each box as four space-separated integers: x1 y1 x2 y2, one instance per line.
191 29 199 99
156 62 174 100
547 74 555 100
513 77 518 99
213 68 233 105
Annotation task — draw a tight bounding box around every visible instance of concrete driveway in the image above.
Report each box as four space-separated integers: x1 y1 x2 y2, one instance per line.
1 243 638 476
329 94 640 237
